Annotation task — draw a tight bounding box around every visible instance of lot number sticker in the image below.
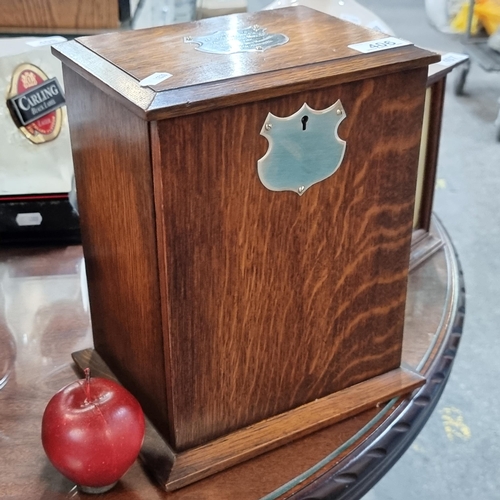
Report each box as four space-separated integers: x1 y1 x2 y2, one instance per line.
348 37 412 54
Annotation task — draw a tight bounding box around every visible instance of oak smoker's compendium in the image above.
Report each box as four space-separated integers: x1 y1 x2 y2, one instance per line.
53 7 439 491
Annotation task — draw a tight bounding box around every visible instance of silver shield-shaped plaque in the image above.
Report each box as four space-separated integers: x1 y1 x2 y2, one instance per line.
257 101 347 196
184 25 288 55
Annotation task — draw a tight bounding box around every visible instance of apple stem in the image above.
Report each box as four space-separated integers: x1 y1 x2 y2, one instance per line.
84 367 91 401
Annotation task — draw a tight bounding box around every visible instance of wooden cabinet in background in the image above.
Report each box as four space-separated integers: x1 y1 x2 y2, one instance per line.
0 0 139 33
410 55 469 270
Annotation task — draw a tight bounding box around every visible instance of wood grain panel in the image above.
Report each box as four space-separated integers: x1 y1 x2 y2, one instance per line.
53 40 156 119
144 50 437 121
76 7 426 92
61 67 171 442
52 8 439 121
152 67 428 450
419 77 446 231
0 0 120 30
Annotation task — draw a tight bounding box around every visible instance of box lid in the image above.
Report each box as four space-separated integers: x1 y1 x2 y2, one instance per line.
52 6 439 121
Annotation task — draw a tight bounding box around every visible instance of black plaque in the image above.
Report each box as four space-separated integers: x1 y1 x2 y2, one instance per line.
7 78 65 127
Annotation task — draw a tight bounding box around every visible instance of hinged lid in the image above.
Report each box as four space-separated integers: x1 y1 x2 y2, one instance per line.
52 6 439 121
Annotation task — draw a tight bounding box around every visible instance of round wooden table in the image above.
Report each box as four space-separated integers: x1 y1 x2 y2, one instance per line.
0 218 464 500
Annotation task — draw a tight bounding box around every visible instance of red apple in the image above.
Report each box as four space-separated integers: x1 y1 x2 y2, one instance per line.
41 369 145 491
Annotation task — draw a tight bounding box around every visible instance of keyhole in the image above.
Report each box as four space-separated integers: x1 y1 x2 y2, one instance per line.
301 115 309 131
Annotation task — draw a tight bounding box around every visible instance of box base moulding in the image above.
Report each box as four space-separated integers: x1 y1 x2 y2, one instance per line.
410 228 444 271
72 348 425 491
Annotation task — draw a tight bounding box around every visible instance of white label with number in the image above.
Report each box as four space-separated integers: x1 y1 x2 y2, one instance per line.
16 212 43 226
348 37 412 54
139 72 173 87
26 36 67 47
439 52 469 67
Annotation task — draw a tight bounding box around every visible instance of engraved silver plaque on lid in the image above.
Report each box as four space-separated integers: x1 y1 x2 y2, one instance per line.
257 101 347 196
184 25 288 55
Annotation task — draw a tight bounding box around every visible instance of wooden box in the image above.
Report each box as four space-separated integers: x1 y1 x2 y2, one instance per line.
410 54 469 270
53 7 439 490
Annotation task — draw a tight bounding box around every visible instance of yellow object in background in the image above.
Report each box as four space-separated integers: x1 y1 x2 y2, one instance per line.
451 2 481 33
451 0 500 34
475 0 500 34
